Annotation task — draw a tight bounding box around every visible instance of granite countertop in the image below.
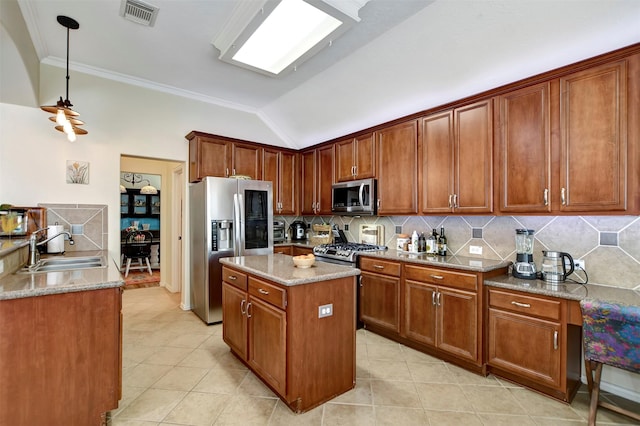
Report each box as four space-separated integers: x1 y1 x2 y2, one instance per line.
220 253 360 287
360 249 512 273
0 238 29 257
0 250 124 301
485 274 640 307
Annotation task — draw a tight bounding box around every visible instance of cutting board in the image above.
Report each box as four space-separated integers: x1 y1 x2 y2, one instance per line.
360 224 384 245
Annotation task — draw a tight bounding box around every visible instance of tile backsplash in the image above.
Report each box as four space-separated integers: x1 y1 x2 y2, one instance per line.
39 203 108 251
279 214 640 291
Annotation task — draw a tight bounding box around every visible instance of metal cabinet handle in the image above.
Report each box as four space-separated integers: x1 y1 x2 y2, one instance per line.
228 275 237 281
258 288 269 295
448 194 453 208
430 274 444 280
453 194 458 208
511 301 531 308
432 291 436 306
226 168 229 177
553 330 558 350
373 265 385 270
240 299 246 314
543 188 549 206
246 302 252 318
232 168 236 176
436 292 441 306
377 199 381 208
561 187 566 205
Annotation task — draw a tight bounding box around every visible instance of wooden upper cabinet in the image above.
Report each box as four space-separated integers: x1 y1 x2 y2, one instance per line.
376 120 419 215
335 133 376 182
186 132 262 182
300 145 334 215
496 82 552 213
559 60 628 212
422 100 493 214
263 148 296 215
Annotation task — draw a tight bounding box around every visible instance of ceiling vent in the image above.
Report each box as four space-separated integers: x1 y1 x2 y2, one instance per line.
120 0 159 27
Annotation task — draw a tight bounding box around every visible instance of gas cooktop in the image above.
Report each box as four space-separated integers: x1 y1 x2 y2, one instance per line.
313 242 388 263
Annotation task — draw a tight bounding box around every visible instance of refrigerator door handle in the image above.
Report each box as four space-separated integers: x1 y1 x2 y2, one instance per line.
233 193 242 256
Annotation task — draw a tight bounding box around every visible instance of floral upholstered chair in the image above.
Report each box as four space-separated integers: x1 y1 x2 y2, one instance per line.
580 299 640 425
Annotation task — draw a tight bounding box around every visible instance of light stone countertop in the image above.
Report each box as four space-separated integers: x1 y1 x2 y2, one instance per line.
360 249 512 273
0 250 124 300
220 253 360 286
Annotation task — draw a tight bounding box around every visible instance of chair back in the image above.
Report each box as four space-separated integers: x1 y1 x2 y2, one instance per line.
123 230 153 258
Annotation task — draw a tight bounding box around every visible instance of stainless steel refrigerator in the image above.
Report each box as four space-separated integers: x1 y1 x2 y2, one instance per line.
190 176 273 324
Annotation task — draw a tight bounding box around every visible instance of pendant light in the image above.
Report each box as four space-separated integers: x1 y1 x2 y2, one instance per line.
40 15 87 142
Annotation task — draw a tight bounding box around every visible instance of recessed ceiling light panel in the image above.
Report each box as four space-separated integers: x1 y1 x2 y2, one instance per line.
212 0 371 77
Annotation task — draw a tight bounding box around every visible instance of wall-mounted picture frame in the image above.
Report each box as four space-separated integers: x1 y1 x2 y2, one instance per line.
67 160 89 184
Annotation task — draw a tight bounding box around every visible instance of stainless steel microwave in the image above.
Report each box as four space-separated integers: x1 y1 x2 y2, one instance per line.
331 178 377 215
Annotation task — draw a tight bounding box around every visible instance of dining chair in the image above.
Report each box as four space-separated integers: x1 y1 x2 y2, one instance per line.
122 230 153 277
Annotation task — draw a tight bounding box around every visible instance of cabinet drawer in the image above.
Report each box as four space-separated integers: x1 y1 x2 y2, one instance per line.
222 267 247 291
249 277 287 310
404 264 477 292
274 245 292 255
359 257 401 277
489 288 561 321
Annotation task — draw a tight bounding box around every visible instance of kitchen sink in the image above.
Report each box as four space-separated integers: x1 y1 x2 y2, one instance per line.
17 255 107 274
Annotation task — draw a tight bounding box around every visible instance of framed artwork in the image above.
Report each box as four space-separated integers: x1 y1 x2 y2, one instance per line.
67 160 89 184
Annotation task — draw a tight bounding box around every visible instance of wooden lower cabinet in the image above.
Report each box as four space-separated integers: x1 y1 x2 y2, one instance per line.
274 245 293 255
291 245 313 256
359 257 401 333
486 287 582 402
222 265 356 413
0 287 122 426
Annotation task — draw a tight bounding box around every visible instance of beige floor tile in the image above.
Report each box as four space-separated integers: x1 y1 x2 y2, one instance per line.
178 347 226 369
116 388 187 422
193 368 249 394
530 418 586 425
366 342 403 360
122 343 158 364
110 385 147 418
572 390 640 424
400 345 443 363
164 331 212 348
510 388 583 420
152 365 209 391
477 413 538 425
216 350 250 370
268 400 324 426
162 391 230 425
371 379 422 408
361 330 397 345
238 372 278 398
367 359 412 381
374 406 429 425
446 364 501 386
123 363 173 389
462 385 525 415
424 410 483 425
143 346 194 366
414 383 473 412
322 403 376 425
407 361 457 383
214 394 278 425
332 378 373 405
111 419 160 425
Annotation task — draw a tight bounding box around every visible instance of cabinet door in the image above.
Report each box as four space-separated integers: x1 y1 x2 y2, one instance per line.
421 111 455 213
455 100 493 213
437 287 478 363
120 194 129 215
316 145 334 215
300 150 317 215
292 246 313 256
360 271 401 333
404 280 437 347
488 308 561 389
355 132 376 179
248 296 287 395
222 283 248 360
150 194 160 216
335 139 356 182
132 194 147 215
232 143 262 179
279 151 297 215
496 83 551 212
262 149 279 214
377 120 419 215
559 60 627 212
189 136 229 181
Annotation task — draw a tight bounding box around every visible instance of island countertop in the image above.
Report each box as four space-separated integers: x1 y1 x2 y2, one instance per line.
0 250 124 300
220 254 360 286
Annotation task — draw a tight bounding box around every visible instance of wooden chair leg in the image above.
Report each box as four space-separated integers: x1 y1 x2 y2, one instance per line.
145 257 152 275
588 361 603 426
125 258 132 277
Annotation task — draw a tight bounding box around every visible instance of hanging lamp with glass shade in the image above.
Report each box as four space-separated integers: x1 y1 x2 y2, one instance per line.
40 15 87 142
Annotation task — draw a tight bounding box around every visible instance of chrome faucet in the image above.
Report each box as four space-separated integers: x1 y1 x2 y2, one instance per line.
28 227 74 268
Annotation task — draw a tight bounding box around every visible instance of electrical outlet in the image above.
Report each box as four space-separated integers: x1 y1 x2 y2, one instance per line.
575 259 585 270
344 224 349 231
318 303 333 318
469 245 483 255
0 259 4 274
395 225 402 234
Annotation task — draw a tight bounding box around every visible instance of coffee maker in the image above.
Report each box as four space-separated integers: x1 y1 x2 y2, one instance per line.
513 229 536 279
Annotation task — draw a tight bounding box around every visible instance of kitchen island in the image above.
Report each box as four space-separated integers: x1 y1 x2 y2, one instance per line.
0 249 123 425
220 254 360 413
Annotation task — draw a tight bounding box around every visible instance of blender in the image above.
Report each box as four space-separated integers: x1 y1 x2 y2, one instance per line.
513 229 536 279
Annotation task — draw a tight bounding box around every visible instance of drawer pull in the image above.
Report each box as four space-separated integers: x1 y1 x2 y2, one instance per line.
228 275 237 281
511 301 531 308
430 274 444 280
258 288 270 295
240 299 246 314
373 265 385 270
554 331 558 350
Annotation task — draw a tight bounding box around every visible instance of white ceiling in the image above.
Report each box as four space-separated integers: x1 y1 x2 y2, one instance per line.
11 0 640 149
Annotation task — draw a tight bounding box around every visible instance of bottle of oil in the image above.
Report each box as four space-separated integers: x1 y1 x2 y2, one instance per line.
438 227 447 256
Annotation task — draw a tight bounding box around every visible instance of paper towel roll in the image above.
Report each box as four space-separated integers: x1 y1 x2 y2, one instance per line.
47 225 65 253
